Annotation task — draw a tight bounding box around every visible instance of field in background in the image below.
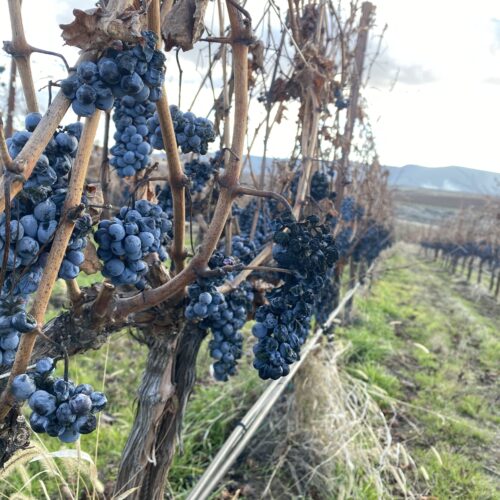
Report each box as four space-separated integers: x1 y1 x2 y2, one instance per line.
392 187 489 225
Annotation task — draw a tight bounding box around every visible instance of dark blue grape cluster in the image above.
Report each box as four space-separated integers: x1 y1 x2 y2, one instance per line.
95 200 172 288
148 106 215 154
237 200 273 249
353 223 392 264
326 214 338 230
11 357 107 443
109 97 156 177
335 227 353 257
185 253 253 381
289 170 300 204
60 213 92 280
334 85 349 110
0 114 92 365
155 157 216 225
230 235 257 264
184 159 215 193
314 268 339 326
355 203 365 221
4 114 90 282
340 196 356 222
310 171 330 201
252 215 339 379
0 297 36 367
352 220 392 265
60 31 165 118
155 183 173 218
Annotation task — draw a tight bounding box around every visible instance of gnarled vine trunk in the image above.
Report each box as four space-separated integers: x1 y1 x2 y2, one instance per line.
114 311 206 500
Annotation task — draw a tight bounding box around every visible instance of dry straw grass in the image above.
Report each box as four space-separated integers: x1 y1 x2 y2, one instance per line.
236 344 422 499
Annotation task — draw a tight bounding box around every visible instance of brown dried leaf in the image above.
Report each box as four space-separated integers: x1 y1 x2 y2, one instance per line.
275 103 287 124
162 0 209 51
135 178 156 202
81 241 102 275
60 1 145 52
84 183 104 223
249 40 265 72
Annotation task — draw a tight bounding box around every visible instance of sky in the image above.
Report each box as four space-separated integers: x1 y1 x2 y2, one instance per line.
1 0 500 173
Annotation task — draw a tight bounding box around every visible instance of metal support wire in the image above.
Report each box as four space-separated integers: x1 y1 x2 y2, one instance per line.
187 264 374 500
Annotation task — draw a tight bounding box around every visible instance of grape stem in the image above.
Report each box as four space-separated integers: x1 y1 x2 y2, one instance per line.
3 42 71 73
0 180 12 292
0 112 102 420
6 0 38 113
66 279 82 304
200 37 232 44
100 111 112 219
147 1 187 274
233 185 293 213
0 117 15 172
93 282 116 321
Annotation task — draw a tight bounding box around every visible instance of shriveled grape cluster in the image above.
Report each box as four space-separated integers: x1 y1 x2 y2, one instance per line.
185 253 253 381
335 226 353 257
334 85 349 109
184 159 215 193
148 106 215 154
11 358 107 443
95 200 172 289
353 223 392 264
310 171 330 201
252 215 339 379
237 200 273 249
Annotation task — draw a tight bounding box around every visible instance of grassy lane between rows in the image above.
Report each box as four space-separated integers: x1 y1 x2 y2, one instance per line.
336 244 499 498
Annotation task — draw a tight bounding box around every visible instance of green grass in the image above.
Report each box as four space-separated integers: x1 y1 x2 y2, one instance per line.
336 244 500 497
416 447 498 500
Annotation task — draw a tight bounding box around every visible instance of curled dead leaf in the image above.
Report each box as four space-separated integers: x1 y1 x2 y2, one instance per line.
84 183 104 223
162 0 209 51
80 241 102 275
60 1 145 52
249 40 265 72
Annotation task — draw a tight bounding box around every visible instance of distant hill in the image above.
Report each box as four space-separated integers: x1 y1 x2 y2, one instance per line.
385 165 500 196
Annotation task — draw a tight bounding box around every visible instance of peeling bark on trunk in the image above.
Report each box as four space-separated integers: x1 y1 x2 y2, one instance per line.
114 313 206 500
0 408 30 466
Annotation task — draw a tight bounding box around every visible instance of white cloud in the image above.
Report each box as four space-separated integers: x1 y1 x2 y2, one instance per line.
364 0 500 172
